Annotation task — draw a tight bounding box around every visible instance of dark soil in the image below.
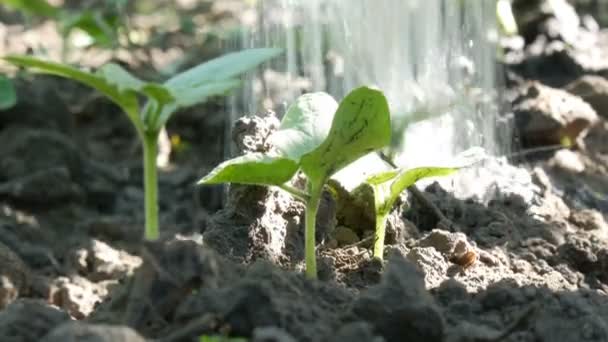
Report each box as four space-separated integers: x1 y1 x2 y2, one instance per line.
0 1 607 342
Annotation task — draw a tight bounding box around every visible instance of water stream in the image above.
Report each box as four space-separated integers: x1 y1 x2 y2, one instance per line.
227 0 514 199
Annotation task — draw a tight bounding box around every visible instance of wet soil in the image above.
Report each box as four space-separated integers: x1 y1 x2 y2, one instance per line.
0 1 608 341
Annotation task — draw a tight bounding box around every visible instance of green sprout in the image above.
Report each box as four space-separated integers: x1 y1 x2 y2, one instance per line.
339 148 485 260
198 87 391 279
0 74 16 110
3 48 282 240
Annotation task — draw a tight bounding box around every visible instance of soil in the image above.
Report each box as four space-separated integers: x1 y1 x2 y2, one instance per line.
0 1 607 342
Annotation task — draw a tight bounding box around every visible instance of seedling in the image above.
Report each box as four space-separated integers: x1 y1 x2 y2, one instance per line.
199 87 391 278
3 48 282 240
0 74 16 110
364 166 463 259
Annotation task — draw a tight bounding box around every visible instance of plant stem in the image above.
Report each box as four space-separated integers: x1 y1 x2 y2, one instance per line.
304 180 323 279
278 184 310 202
373 213 389 260
143 133 159 240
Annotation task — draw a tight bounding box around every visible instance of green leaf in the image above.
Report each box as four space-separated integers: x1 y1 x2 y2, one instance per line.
3 55 144 135
269 92 337 161
155 79 241 129
367 147 486 216
0 75 16 110
197 153 299 186
60 10 119 47
165 48 283 90
2 0 58 18
301 86 391 182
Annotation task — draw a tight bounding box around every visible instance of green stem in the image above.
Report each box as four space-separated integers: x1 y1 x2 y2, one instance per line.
304 180 323 279
373 213 389 260
143 133 159 240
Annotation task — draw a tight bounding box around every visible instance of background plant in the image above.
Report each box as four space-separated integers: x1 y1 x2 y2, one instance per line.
3 47 282 240
0 74 16 110
199 87 391 279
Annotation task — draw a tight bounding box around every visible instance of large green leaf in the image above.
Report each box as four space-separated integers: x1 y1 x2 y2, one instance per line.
2 0 58 18
3 55 144 135
197 153 299 186
165 48 283 90
301 86 391 182
269 92 337 161
0 75 16 110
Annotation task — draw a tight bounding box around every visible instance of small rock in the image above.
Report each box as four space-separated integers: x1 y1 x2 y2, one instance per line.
50 276 107 319
333 226 360 246
566 75 608 119
549 149 585 173
42 322 145 342
87 240 142 281
513 82 598 147
0 299 70 341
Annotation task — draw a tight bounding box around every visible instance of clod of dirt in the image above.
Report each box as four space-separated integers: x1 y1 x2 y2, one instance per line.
68 239 142 281
175 260 353 341
0 167 84 204
42 322 145 342
508 0 608 86
0 241 31 309
49 275 108 319
351 252 444 342
329 321 383 342
0 76 74 134
332 226 360 246
566 75 608 119
548 149 586 173
0 299 70 341
569 209 608 232
251 326 297 342
407 247 450 288
512 81 598 147
232 112 280 154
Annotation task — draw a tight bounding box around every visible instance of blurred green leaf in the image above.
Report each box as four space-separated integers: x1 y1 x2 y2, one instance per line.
3 55 143 135
1 0 58 18
165 48 283 90
0 74 16 110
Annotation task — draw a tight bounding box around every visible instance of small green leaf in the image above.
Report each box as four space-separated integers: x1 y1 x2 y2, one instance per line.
0 75 16 110
2 0 58 18
269 92 337 161
155 79 241 129
165 48 283 90
97 63 145 93
198 153 299 186
3 55 143 135
301 86 391 182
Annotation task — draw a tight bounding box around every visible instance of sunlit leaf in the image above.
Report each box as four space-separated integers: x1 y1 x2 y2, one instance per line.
197 153 299 186
301 86 391 182
269 92 337 161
